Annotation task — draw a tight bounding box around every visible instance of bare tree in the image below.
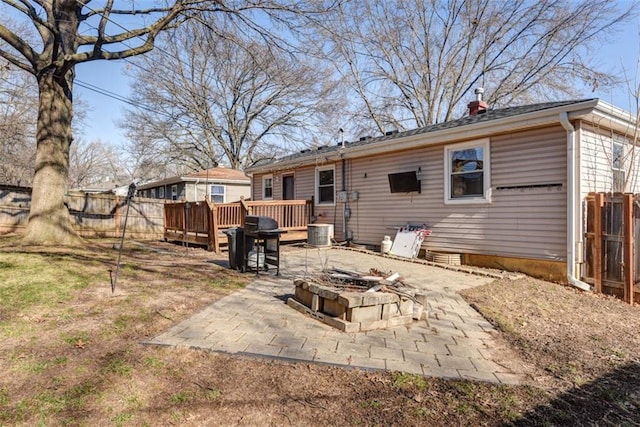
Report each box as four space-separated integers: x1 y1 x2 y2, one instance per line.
318 0 635 134
0 65 37 186
0 0 335 245
69 138 119 189
122 17 343 171
118 132 175 182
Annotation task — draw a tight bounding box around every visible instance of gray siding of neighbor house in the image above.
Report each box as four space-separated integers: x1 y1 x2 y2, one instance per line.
579 123 640 194
254 125 569 261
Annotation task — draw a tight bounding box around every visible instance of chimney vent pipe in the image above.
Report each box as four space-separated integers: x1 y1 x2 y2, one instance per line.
468 88 488 116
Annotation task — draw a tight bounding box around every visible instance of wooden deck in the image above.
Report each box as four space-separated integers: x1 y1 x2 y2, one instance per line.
164 199 313 252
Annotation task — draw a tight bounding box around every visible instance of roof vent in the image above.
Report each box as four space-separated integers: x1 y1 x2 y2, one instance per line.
359 135 372 141
385 130 399 136
300 149 311 153
468 88 488 116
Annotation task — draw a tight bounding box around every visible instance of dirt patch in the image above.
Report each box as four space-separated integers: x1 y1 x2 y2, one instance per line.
0 238 639 425
462 277 640 425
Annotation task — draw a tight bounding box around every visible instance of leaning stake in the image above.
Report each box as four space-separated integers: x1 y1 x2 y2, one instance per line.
111 183 137 293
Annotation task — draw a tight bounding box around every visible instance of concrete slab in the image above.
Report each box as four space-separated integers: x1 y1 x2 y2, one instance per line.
145 247 527 385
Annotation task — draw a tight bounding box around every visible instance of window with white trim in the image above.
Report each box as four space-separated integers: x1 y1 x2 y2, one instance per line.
316 165 335 205
263 175 273 199
171 184 178 200
151 188 156 198
612 140 625 192
444 139 491 204
158 187 165 199
210 184 225 203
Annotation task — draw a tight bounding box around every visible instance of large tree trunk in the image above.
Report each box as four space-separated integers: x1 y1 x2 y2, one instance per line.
21 68 82 245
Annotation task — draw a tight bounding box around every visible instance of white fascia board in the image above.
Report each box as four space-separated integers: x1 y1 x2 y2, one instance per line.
579 101 639 137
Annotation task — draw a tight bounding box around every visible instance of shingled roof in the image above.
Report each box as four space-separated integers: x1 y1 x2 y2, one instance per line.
185 167 249 181
137 167 249 190
249 99 596 170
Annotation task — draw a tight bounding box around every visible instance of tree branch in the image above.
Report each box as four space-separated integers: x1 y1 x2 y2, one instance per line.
70 2 188 63
0 23 38 71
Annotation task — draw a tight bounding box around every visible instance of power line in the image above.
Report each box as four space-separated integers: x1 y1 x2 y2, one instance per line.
74 78 193 126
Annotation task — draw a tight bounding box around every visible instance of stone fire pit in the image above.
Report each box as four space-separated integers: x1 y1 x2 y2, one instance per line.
287 277 427 332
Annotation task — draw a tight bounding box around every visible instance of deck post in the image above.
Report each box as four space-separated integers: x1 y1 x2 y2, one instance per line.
240 198 251 226
210 201 219 253
623 194 634 304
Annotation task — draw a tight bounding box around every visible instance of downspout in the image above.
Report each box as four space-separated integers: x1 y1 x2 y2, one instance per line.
559 112 592 291
341 157 348 241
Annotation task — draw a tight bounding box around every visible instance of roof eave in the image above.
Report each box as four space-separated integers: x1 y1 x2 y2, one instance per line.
580 100 639 137
249 99 602 173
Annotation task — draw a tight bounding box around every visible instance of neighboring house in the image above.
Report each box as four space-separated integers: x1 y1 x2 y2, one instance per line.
136 167 251 203
71 181 132 197
246 96 640 284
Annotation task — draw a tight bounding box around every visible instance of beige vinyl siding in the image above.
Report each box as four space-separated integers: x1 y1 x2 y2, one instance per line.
345 125 568 261
251 164 342 236
252 173 265 200
252 173 275 200
224 182 252 202
579 123 639 194
185 181 249 202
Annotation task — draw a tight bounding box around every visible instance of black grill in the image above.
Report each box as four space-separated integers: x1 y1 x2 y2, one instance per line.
242 215 286 276
245 215 278 232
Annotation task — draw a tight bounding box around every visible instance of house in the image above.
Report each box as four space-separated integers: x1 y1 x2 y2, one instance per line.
246 94 639 284
136 167 251 203
70 179 132 197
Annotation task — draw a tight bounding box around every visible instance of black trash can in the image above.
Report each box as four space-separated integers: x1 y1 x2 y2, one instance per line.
224 228 239 270
236 227 249 270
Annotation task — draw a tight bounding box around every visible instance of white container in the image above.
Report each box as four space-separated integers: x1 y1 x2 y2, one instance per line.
247 249 265 269
381 235 392 254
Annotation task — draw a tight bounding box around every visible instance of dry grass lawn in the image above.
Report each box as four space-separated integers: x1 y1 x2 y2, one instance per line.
0 236 638 426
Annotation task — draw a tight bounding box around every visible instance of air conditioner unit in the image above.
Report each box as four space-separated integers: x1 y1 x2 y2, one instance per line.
307 224 334 247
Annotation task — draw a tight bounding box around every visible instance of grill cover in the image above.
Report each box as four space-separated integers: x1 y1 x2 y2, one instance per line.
245 215 278 232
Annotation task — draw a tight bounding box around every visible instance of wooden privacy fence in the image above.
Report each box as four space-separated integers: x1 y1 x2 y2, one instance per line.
583 192 640 304
0 186 164 239
164 199 314 252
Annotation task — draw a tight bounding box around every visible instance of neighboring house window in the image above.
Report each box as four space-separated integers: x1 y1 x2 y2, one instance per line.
158 187 165 199
210 185 225 203
151 188 156 198
444 139 491 204
612 140 625 192
263 175 273 199
171 185 178 200
316 165 335 205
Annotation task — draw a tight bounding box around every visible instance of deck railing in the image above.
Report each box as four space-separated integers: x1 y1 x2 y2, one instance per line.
164 201 216 249
164 199 314 252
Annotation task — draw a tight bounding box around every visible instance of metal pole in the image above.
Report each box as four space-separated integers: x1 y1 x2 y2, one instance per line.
111 182 136 293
